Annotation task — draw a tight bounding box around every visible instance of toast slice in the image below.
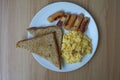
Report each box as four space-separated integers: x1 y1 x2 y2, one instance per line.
16 32 61 69
27 26 63 55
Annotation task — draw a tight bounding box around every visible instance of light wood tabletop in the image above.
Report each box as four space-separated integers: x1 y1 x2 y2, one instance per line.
0 0 120 80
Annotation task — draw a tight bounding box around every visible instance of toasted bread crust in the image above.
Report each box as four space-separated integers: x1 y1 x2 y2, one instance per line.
52 32 61 69
16 33 49 47
27 26 56 31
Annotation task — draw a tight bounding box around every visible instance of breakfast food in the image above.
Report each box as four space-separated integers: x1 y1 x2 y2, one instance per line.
79 17 89 33
27 26 63 55
57 13 70 27
64 14 77 30
72 14 84 30
16 32 61 69
48 11 90 32
17 10 92 70
61 31 92 64
48 11 64 22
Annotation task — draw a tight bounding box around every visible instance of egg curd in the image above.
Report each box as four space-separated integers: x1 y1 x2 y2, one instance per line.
61 31 92 64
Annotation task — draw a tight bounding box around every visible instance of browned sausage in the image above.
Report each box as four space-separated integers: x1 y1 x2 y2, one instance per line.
64 14 77 30
57 13 70 27
79 17 89 33
48 11 64 22
72 13 84 30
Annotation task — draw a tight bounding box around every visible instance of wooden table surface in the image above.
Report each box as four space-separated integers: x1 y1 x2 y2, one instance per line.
0 0 120 80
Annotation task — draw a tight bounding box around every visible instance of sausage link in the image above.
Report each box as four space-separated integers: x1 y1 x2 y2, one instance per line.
57 13 70 27
79 17 89 33
72 14 84 30
64 14 77 30
48 11 64 22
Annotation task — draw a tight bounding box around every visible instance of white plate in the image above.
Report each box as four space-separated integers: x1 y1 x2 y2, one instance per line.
28 2 99 72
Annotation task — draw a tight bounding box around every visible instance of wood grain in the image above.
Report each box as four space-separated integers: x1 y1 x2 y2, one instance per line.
0 0 120 80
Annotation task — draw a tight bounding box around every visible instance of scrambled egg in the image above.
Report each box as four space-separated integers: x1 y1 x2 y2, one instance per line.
61 31 92 64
